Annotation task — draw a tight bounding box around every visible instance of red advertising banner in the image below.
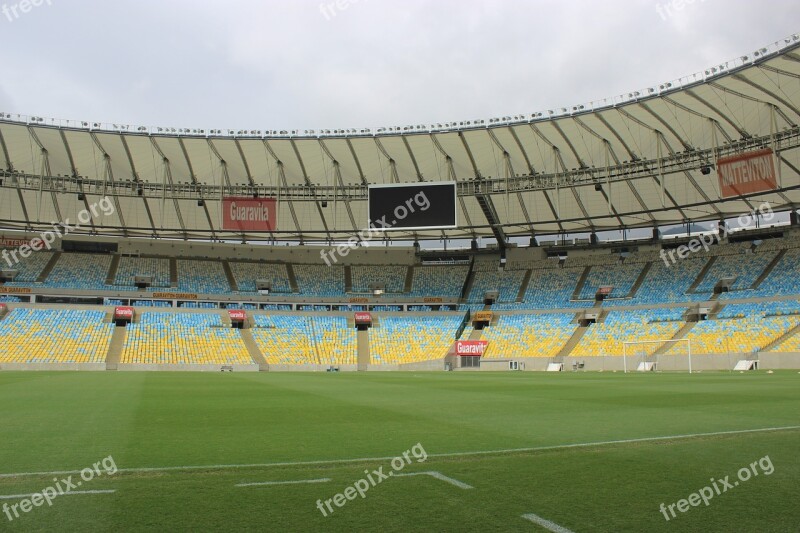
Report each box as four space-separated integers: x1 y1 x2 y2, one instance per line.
455 340 489 356
114 306 134 319
354 312 372 325
222 197 277 231
717 148 777 198
0 237 52 250
0 238 30 248
228 310 247 321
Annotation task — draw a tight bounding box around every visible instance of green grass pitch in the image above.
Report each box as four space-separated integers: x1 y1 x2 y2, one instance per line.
0 371 798 532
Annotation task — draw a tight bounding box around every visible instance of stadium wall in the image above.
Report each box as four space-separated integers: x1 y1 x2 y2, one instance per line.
0 363 107 371
116 364 259 372
758 352 800 369
482 354 800 372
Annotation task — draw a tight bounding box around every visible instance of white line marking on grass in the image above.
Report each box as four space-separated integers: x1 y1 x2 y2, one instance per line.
0 490 116 500
1 425 797 479
236 478 331 487
522 513 575 533
394 471 473 489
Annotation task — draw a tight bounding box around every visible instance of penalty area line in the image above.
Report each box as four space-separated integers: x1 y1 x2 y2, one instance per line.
394 471 473 489
1 425 798 480
522 513 575 533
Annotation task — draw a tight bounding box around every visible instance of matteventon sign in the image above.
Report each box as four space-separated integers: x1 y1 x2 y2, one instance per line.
717 148 777 198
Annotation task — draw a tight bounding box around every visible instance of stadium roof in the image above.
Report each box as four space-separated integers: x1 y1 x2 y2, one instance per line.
1 34 799 244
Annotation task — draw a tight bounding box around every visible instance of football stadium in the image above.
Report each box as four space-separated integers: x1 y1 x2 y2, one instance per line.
1 3 799 531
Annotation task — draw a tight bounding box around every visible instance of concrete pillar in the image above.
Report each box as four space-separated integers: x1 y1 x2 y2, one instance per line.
357 328 370 371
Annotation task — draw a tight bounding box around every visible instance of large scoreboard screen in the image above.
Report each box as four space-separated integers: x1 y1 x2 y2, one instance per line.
367 182 457 231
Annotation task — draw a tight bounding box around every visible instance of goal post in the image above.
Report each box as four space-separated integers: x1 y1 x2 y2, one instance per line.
622 338 692 373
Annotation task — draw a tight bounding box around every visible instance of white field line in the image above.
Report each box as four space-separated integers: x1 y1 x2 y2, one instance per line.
0 490 116 500
1 425 797 480
394 471 473 489
522 513 576 533
236 478 331 487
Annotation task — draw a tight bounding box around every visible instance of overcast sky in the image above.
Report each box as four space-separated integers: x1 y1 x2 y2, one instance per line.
0 0 797 132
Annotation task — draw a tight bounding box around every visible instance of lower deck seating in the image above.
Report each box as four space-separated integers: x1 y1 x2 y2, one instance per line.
251 315 318 365
571 310 684 357
667 313 800 355
370 315 463 364
0 309 113 363
481 313 577 358
6 292 800 370
251 315 357 365
312 316 357 365
772 327 800 351
121 313 252 364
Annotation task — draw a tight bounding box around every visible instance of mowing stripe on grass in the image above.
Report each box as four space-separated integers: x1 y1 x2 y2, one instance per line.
1 425 797 479
236 478 331 487
394 471 473 489
522 513 576 533
0 490 116 500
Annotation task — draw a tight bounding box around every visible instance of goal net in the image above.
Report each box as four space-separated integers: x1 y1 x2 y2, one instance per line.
622 338 692 373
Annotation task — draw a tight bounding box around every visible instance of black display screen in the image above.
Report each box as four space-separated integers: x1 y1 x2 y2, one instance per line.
367 182 457 230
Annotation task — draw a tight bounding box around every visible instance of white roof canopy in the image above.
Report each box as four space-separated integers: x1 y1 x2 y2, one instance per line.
1 36 799 243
